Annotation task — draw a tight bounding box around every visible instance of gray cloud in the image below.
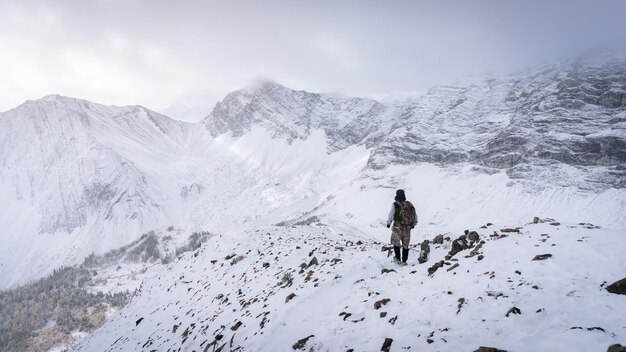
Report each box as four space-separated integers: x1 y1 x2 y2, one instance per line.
1 0 626 121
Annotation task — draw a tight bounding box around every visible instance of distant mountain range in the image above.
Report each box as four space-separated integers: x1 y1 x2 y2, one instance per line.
1 51 624 289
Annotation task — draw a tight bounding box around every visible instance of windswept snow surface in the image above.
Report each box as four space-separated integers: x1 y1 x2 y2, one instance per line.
74 222 626 351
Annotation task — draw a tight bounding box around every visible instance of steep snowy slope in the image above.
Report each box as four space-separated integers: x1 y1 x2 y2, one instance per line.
0 96 371 288
73 221 626 351
0 96 197 287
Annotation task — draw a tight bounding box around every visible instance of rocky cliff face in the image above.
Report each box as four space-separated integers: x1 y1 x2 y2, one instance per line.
203 58 626 189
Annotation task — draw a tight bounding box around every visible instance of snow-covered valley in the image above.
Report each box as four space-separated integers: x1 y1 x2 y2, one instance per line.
0 52 625 351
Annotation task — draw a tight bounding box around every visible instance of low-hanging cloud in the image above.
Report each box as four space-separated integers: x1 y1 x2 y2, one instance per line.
1 0 625 121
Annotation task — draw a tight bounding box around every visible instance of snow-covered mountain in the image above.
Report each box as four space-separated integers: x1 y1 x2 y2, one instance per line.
1 51 625 351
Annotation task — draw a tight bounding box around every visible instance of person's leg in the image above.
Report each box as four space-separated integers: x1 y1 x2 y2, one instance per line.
391 226 401 262
401 229 411 263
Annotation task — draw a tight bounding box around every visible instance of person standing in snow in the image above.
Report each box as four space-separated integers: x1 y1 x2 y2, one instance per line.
386 189 418 264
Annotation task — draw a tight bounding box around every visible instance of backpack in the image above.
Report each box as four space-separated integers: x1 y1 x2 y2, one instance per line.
395 201 416 226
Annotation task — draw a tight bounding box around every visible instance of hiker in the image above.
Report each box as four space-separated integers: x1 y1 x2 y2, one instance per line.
386 189 418 264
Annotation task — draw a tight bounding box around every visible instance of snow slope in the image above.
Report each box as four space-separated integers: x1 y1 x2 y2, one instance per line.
73 221 626 351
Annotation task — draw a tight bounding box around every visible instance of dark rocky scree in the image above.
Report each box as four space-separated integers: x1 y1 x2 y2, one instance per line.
72 219 621 351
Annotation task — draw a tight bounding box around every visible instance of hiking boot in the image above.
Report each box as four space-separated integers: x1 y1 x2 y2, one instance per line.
402 248 409 263
393 246 401 262
393 258 403 265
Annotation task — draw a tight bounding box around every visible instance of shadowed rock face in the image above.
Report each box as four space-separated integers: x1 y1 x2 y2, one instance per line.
202 57 626 190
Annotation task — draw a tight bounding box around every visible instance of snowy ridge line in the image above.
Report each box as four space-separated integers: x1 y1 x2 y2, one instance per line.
73 219 626 351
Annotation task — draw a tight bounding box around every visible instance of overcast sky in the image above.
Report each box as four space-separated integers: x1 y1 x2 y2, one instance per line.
1 0 626 121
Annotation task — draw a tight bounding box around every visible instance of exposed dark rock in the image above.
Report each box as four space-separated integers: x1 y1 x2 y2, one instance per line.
381 268 396 274
448 235 469 258
474 347 507 352
339 312 352 321
500 228 520 233
379 312 387 318
505 306 521 317
428 261 445 275
433 234 444 244
285 293 296 303
418 240 430 263
468 231 480 241
374 298 391 309
447 263 459 272
381 338 393 352
230 321 242 331
135 317 144 326
307 257 319 267
608 344 626 352
457 298 465 314
606 277 626 295
532 254 552 261
292 335 315 350
533 216 540 224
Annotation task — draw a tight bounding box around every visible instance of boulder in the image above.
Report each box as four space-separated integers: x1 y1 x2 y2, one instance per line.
374 298 391 309
468 231 480 241
608 344 626 352
433 234 444 244
381 338 393 352
606 277 626 295
418 240 430 263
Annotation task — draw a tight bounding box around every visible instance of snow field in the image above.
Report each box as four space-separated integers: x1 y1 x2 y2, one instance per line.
75 220 626 351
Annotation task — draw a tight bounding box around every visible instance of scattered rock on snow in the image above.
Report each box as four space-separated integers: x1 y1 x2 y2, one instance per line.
307 257 319 267
474 347 508 352
606 277 626 295
339 312 352 321
381 338 393 352
374 298 391 309
230 255 245 265
457 298 465 314
428 261 445 275
505 307 521 317
135 317 144 326
500 228 520 233
381 268 396 274
418 240 430 263
285 293 296 303
447 263 460 272
432 234 444 244
532 254 552 261
292 335 315 350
